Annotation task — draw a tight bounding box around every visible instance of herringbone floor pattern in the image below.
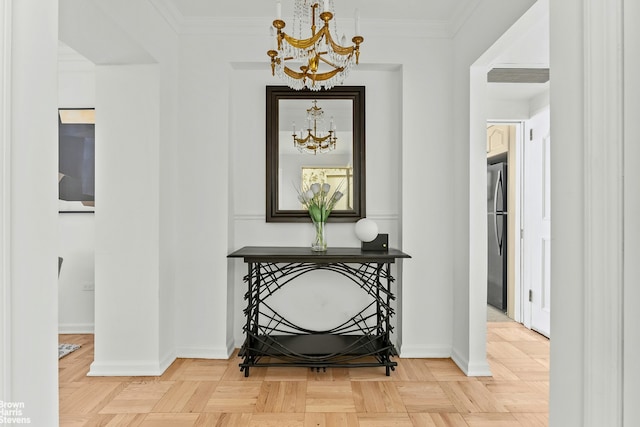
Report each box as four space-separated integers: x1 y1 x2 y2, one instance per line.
59 321 549 426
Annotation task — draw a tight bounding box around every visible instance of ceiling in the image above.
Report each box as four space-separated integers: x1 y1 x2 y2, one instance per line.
163 0 472 22
61 0 548 104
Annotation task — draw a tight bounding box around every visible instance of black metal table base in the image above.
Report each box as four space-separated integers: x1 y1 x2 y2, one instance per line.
239 334 399 377
228 247 410 377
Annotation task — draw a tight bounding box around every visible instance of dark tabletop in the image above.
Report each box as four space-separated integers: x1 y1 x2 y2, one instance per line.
227 246 411 263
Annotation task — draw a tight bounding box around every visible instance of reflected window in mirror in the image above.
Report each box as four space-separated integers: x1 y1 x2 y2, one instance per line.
301 167 353 210
266 86 365 222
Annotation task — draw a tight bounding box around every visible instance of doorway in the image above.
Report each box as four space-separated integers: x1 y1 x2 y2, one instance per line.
486 116 551 339
472 0 551 338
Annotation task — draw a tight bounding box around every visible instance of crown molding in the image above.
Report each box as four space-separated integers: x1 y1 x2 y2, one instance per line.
363 18 452 39
149 0 182 34
449 0 482 37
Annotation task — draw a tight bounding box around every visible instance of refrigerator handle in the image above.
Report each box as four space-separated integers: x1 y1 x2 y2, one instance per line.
494 168 502 214
494 169 504 255
494 212 502 256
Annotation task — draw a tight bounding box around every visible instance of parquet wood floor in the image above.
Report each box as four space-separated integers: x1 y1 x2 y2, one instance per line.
59 321 549 426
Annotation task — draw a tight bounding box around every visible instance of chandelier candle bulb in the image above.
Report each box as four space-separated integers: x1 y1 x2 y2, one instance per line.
355 8 360 35
270 27 276 49
276 0 281 19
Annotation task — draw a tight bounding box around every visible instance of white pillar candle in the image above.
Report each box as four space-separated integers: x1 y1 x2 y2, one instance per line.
276 0 281 19
323 0 329 12
270 26 276 49
354 8 360 34
292 122 296 133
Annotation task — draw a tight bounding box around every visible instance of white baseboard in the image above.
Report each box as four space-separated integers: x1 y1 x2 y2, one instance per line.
451 347 492 377
160 350 176 375
85 346 230 376
398 344 451 358
398 345 492 377
175 343 234 360
88 359 169 377
58 323 94 334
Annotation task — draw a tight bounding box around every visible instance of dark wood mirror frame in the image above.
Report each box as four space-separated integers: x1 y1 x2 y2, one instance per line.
266 85 366 222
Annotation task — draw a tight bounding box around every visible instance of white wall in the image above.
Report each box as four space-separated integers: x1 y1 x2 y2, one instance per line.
58 215 95 332
58 43 96 333
0 0 9 401
1 0 60 424
623 1 640 423
172 35 234 358
548 0 587 422
549 0 640 424
228 66 403 347
90 64 165 376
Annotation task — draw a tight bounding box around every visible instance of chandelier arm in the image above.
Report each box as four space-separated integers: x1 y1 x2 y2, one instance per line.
310 133 332 143
322 29 357 56
281 30 325 50
294 132 332 145
283 66 343 82
283 66 309 79
317 54 344 70
294 134 310 145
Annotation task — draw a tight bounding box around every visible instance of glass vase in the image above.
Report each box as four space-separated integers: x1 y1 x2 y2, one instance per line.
311 220 327 251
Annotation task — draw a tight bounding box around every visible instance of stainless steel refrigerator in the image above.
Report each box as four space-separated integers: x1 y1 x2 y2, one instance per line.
487 162 507 311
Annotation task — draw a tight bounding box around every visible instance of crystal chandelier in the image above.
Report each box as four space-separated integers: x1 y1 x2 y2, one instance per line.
292 100 337 153
267 0 364 91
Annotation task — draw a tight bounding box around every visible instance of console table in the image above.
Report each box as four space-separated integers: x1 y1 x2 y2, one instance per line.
227 246 411 377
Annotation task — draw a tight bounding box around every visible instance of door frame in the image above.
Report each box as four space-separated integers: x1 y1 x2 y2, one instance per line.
0 0 12 398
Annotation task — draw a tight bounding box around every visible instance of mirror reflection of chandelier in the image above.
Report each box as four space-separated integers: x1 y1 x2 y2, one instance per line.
267 0 364 91
292 100 337 154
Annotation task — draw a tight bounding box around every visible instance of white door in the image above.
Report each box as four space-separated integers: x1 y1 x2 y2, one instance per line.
523 110 551 337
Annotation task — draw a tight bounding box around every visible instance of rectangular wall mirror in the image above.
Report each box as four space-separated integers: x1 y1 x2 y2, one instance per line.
266 86 366 222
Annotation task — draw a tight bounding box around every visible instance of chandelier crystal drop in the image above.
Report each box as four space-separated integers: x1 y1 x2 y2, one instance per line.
267 0 364 91
293 100 337 154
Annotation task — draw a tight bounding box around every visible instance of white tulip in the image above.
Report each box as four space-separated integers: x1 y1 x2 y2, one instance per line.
311 183 321 194
322 183 331 193
305 189 315 200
